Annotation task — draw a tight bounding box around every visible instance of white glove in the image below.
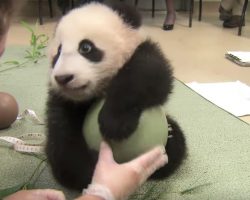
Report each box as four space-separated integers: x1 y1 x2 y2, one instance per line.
82 141 168 200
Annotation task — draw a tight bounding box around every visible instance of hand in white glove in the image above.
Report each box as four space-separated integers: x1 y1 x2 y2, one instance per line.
82 141 168 200
4 189 65 200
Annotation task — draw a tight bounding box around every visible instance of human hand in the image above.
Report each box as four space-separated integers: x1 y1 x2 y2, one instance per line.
4 189 65 200
83 141 168 200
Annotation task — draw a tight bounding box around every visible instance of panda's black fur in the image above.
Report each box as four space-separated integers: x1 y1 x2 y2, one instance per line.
46 2 186 191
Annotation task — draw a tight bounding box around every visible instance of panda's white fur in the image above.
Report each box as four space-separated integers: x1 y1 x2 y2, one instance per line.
49 3 145 101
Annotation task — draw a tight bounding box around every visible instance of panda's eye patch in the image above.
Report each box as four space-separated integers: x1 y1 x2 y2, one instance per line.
52 44 62 68
58 44 62 54
78 39 103 62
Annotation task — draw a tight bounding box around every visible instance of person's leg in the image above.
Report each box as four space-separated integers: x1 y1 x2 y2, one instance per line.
223 0 244 28
221 0 235 10
219 0 234 21
232 0 244 15
163 0 175 31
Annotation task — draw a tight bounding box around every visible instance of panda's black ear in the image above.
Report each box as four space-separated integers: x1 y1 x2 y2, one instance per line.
109 2 142 29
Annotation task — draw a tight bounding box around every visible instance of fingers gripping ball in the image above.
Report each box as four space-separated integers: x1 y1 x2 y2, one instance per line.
83 99 168 163
0 92 19 129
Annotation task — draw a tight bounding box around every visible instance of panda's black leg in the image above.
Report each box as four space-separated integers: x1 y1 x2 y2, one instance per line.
46 92 98 190
150 116 186 179
47 137 98 191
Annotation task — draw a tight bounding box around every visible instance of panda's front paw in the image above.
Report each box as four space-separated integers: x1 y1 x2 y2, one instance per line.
98 107 140 141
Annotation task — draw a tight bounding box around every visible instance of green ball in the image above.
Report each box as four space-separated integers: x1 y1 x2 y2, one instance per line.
83 99 168 163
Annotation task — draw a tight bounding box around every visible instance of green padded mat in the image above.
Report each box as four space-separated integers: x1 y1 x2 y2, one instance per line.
0 46 250 200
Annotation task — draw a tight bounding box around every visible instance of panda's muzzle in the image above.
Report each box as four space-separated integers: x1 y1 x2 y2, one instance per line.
55 74 74 86
55 74 89 91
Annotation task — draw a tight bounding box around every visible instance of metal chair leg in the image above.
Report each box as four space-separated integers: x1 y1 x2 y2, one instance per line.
135 0 138 6
39 0 54 25
238 0 248 36
152 0 155 18
48 0 53 18
38 0 43 25
198 0 202 21
71 0 75 9
189 0 194 27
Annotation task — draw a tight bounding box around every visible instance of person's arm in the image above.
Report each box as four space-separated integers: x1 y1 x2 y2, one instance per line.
4 189 65 200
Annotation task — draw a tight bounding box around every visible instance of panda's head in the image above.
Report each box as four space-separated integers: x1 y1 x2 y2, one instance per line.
48 2 144 102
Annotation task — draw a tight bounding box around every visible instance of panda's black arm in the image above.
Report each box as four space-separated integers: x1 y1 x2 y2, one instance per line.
98 40 173 140
46 91 97 190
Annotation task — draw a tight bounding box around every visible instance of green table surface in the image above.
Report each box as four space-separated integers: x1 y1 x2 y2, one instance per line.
0 46 250 200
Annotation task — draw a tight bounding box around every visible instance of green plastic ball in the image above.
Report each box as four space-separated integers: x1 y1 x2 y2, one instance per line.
83 99 168 163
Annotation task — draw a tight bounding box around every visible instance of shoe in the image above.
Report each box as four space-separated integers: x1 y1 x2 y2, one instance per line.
163 24 174 31
223 15 245 28
163 12 175 31
219 5 232 21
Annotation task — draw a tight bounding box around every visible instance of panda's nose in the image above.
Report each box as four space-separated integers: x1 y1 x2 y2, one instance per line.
55 74 74 86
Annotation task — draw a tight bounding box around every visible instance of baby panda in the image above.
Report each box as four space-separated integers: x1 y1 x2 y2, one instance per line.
46 2 186 191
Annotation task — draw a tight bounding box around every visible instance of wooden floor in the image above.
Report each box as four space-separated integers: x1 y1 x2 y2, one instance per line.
6 2 250 123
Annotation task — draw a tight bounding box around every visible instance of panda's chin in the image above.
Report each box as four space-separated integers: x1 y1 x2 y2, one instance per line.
62 91 93 102
63 83 89 92
57 86 94 102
